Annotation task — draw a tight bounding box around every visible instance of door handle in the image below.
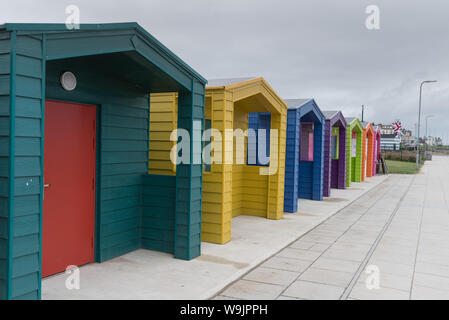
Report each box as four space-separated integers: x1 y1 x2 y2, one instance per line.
43 183 51 201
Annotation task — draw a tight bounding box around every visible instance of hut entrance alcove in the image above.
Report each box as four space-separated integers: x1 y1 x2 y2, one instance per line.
345 117 363 187
373 126 381 175
362 122 375 180
322 111 347 197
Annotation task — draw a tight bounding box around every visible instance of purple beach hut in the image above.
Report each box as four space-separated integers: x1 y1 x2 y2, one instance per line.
322 111 347 197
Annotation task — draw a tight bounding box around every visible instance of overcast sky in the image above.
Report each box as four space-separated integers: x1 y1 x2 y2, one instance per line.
2 0 448 142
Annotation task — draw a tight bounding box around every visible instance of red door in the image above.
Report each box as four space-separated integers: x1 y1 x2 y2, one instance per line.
43 100 96 278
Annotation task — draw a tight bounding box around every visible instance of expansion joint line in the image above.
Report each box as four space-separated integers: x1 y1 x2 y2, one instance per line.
277 178 394 299
340 175 417 300
409 173 429 298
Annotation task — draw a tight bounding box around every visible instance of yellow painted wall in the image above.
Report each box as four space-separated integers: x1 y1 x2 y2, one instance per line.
149 93 177 175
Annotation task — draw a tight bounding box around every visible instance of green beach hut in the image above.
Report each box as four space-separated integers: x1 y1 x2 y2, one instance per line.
345 117 363 186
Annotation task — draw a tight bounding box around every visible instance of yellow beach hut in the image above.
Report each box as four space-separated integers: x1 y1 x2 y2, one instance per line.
149 77 287 244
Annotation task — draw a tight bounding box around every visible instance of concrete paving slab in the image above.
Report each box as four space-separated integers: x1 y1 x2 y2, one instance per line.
321 247 368 262
357 270 412 292
371 251 416 266
411 285 449 300
412 272 449 292
261 256 313 273
298 267 354 288
311 257 361 274
243 267 299 286
288 240 317 250
309 243 331 253
416 253 449 267
348 283 409 300
212 295 239 300
276 295 305 300
283 280 345 300
276 248 323 261
220 280 285 300
368 258 414 277
414 261 449 278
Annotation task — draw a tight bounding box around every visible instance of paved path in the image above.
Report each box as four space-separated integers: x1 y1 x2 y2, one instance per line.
44 167 387 299
215 156 449 300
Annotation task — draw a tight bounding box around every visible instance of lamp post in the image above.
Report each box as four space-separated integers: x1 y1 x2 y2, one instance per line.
416 80 437 169
361 105 365 122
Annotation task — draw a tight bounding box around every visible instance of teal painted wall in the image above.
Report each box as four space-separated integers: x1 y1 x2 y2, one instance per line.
174 89 203 260
46 57 149 262
141 174 175 253
0 31 11 300
8 33 43 300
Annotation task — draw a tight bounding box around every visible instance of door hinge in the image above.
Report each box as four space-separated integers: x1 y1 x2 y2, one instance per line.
91 236 94 249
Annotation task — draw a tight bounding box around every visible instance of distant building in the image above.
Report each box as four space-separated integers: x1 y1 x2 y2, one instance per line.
380 134 401 151
425 136 436 146
401 129 416 146
375 123 401 151
378 123 395 135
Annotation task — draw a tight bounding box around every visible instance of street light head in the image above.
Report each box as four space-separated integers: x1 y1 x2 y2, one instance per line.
424 80 437 83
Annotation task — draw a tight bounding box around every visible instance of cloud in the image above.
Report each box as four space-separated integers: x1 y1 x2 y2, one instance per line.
1 0 447 142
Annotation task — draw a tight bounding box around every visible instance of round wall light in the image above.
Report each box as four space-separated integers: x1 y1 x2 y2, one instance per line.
60 71 77 91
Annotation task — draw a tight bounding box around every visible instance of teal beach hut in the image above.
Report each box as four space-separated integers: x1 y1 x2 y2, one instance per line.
0 23 206 300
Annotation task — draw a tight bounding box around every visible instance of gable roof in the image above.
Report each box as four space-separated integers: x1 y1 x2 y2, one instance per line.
284 99 311 109
345 117 357 123
345 117 363 132
323 110 347 127
207 77 255 87
363 122 375 133
0 22 207 86
206 77 287 114
284 98 325 123
322 110 339 119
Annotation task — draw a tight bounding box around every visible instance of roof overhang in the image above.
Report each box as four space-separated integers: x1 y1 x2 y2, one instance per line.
326 111 347 128
285 99 325 124
348 118 364 133
1 22 207 92
364 122 375 136
206 77 287 114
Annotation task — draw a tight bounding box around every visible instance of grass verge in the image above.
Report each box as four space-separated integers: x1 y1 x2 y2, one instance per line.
385 160 422 174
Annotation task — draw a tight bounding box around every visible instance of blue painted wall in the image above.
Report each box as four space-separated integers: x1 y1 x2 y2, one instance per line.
298 120 324 201
284 101 324 213
247 112 271 166
283 108 300 213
